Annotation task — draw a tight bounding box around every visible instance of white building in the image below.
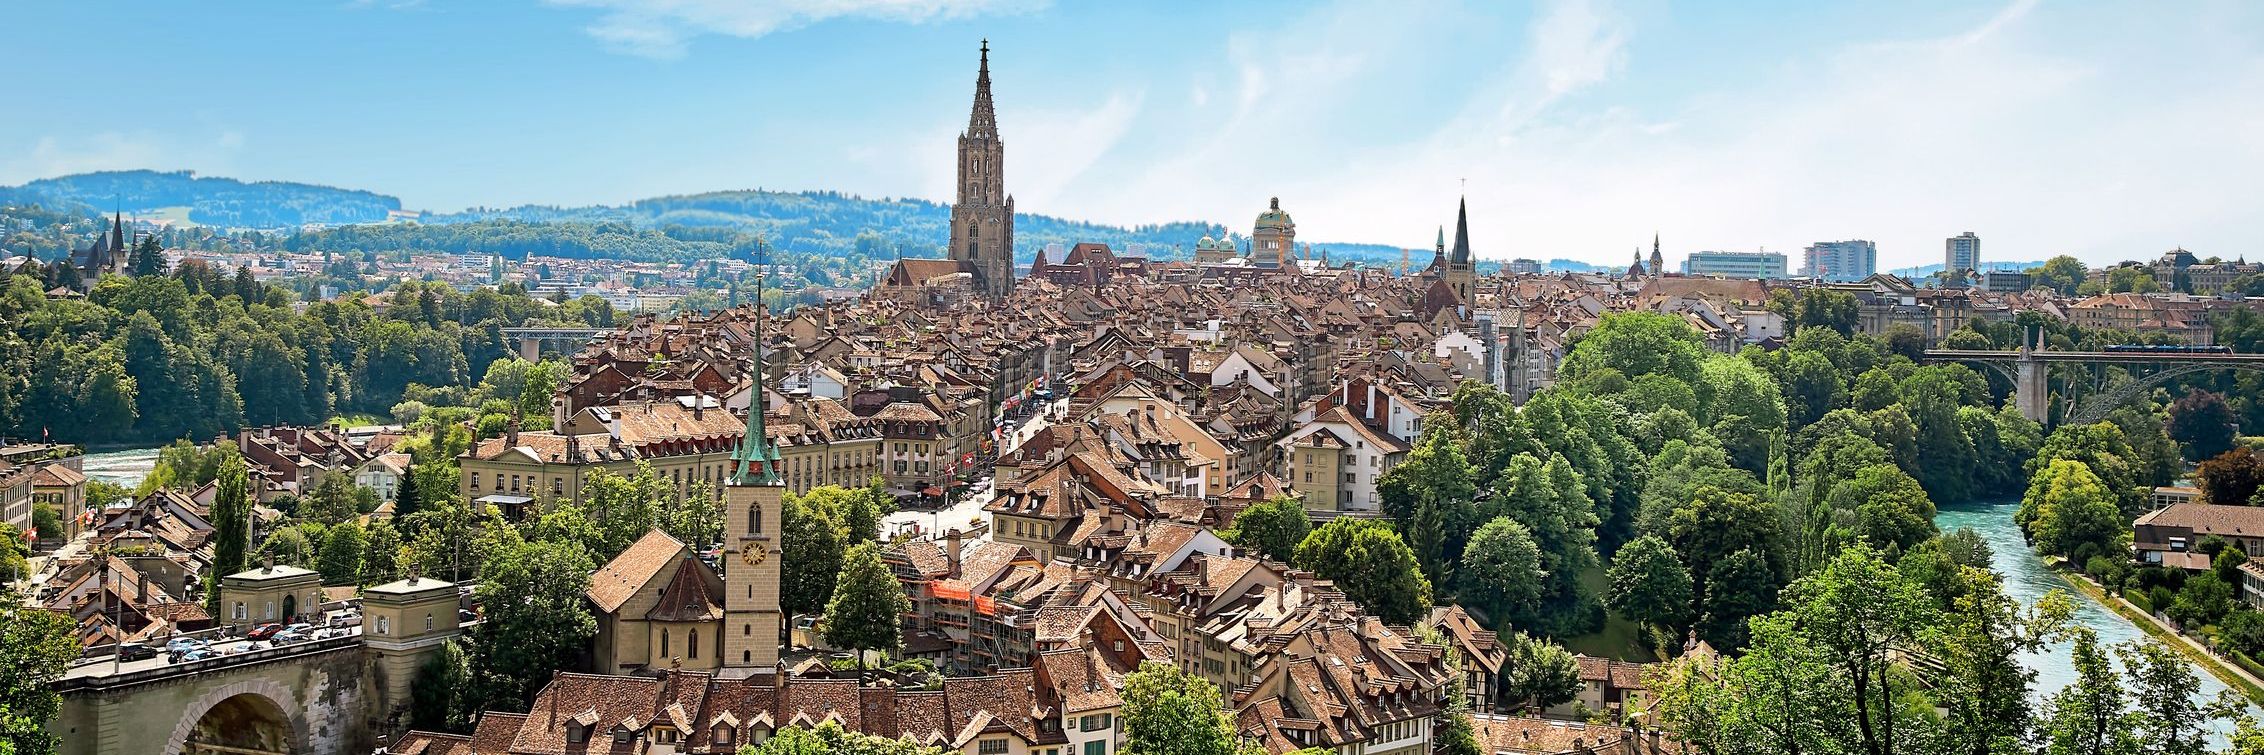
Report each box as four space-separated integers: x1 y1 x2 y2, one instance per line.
1946 232 1981 275
1681 251 1788 279
1801 240 1877 282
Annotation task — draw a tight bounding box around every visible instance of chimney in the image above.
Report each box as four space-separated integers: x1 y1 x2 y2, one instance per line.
946 529 963 578
263 553 274 574
506 418 521 447
137 573 149 604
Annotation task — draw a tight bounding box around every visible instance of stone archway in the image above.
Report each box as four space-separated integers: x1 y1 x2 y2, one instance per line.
165 678 306 755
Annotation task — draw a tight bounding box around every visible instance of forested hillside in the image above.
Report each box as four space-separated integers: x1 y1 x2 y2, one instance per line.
1 170 401 227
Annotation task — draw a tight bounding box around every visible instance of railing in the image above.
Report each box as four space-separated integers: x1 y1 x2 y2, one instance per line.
57 633 365 691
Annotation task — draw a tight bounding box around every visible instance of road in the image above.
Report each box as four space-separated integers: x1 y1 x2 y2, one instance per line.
880 397 1063 543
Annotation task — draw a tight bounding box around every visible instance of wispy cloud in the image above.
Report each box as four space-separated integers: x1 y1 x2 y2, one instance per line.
545 0 1046 58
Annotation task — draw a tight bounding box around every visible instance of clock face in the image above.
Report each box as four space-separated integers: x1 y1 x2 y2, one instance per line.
741 546 767 566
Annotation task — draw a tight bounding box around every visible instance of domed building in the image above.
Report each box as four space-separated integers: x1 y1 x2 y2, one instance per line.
1193 233 1238 265
1253 197 1296 267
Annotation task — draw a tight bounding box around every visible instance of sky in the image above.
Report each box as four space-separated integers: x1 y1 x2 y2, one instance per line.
4 0 2260 269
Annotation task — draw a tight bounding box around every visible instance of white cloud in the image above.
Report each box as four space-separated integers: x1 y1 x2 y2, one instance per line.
546 0 1046 58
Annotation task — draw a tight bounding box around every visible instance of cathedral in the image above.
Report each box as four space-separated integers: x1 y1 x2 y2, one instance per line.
1423 197 1477 302
948 41 1015 299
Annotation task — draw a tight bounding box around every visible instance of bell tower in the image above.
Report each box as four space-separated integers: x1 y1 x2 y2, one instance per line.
950 40 1015 298
723 262 786 672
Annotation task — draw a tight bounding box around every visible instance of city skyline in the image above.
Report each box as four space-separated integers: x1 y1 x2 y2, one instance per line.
4 1 2260 269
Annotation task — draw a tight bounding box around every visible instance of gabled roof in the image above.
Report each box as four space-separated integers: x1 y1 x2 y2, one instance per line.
589 530 690 614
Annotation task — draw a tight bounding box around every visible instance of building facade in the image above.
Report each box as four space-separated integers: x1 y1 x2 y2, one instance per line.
949 42 1016 298
1946 231 1981 275
1801 240 1877 282
1681 251 1788 279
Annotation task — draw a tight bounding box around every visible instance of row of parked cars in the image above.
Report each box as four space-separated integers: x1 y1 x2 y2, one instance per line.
113 621 342 665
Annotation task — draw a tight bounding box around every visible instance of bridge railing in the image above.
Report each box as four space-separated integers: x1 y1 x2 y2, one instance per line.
56 633 364 691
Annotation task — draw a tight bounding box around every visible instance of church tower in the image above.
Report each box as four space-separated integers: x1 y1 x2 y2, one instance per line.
949 41 1015 298
1445 197 1476 303
1649 234 1664 279
722 271 786 672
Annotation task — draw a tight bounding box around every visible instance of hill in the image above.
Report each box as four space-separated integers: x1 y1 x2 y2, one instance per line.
1 170 401 227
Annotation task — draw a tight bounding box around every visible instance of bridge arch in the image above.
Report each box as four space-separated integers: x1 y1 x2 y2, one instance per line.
2067 362 2264 426
165 678 306 755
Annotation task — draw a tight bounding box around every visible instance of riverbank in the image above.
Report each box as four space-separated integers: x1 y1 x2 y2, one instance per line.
2057 563 2264 705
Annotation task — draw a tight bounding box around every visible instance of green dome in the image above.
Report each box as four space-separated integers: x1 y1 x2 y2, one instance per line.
1254 197 1293 229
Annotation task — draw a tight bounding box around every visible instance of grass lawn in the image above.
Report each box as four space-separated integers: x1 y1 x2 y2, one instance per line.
1561 565 1658 662
325 413 389 428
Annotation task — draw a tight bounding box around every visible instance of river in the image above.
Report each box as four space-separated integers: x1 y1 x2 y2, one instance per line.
1937 498 2249 743
79 446 160 490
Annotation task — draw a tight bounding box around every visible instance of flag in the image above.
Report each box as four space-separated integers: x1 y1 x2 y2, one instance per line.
21 528 33 542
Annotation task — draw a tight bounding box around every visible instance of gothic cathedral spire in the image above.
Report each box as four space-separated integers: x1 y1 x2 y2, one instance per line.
950 40 1014 298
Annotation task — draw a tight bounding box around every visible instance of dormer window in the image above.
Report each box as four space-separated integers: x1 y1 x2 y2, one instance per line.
567 723 588 744
714 726 735 746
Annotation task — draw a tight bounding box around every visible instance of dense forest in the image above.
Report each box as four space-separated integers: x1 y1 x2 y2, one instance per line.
0 170 401 227
0 260 612 445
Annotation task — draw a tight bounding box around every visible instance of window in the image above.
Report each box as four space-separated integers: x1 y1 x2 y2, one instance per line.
661 629 671 658
714 726 735 746
376 616 390 635
1084 741 1106 755
233 602 246 620
747 504 762 534
567 724 588 744
979 740 1009 755
689 630 699 659
743 650 752 664
265 601 275 620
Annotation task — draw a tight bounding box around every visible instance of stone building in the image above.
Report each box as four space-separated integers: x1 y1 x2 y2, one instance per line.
950 41 1016 298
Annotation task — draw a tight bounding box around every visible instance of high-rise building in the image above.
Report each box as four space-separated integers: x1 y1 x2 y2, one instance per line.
1681 250 1787 279
1801 240 1877 282
949 41 1015 298
1945 232 1981 276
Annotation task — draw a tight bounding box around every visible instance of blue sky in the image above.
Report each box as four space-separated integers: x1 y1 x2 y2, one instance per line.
4 0 2259 269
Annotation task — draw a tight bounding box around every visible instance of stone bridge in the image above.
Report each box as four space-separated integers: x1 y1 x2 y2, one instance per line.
49 635 406 755
500 326 608 361
1924 343 2264 426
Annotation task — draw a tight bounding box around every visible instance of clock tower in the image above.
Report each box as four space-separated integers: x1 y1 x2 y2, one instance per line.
723 275 786 672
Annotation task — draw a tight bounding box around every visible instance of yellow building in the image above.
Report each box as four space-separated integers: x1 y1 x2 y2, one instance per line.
217 561 325 628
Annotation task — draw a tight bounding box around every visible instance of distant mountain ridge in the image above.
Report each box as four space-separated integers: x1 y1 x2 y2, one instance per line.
1 171 1418 269
1 170 401 227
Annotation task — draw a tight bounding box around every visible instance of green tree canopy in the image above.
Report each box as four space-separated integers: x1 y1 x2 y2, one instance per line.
1225 494 1311 563
1292 518 1432 625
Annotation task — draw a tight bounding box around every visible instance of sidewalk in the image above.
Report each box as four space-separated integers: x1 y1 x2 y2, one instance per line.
2066 569 2264 699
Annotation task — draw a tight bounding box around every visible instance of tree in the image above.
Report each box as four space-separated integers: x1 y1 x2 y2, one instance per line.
0 587 78 755
781 493 846 622
1499 631 1582 712
1934 566 2071 755
822 542 909 669
1120 661 1241 755
2120 641 2222 755
304 473 363 525
2020 460 2126 562
1606 535 1693 635
317 521 367 585
2032 422 2143 514
744 721 945 755
1226 494 1311 563
2166 573 2233 629
1292 518 1432 625
1777 544 1938 755
409 638 473 733
1697 548 1776 651
2030 256 2089 296
364 520 402 584
2168 390 2236 461
1376 418 1478 585
1821 464 1938 556
129 235 166 277
1561 312 1709 388
466 539 595 712
394 460 423 518
2036 628 2137 755
1457 518 1546 624
2197 448 2264 506
208 454 253 610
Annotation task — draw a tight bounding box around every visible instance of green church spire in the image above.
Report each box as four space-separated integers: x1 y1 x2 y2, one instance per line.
730 244 782 486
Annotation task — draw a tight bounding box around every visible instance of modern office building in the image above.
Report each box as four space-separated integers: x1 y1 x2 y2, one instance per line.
1800 240 1877 282
1945 232 1981 276
1681 250 1788 279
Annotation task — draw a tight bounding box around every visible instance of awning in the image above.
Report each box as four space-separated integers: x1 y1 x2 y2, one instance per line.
475 494 534 506
921 486 944 497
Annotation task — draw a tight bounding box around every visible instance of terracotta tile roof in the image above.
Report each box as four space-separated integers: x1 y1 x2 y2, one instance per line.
468 712 528 754
589 530 689 614
644 557 725 623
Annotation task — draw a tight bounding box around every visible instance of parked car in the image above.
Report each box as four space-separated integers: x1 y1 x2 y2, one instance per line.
164 637 207 654
270 630 307 644
284 622 314 635
177 648 216 662
116 643 157 662
247 623 285 640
